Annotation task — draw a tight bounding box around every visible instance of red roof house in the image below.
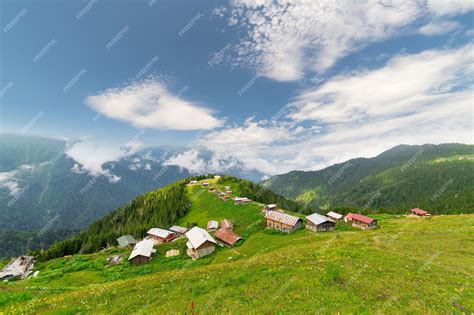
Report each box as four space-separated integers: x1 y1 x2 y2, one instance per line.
410 208 431 217
351 214 377 229
215 228 242 246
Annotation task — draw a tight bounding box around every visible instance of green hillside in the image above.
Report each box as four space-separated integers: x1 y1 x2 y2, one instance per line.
37 175 308 261
262 144 474 214
1 178 473 313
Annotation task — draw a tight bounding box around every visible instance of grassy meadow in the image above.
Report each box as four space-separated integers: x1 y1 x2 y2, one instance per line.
1 179 473 314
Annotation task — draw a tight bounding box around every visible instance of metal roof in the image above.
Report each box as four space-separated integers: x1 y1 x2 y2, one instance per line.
220 219 234 229
128 239 155 260
185 226 217 249
215 228 242 245
326 211 343 219
207 220 219 230
351 213 375 224
265 210 301 226
411 208 430 215
265 204 277 209
117 235 136 247
169 225 188 234
147 228 175 239
306 213 334 225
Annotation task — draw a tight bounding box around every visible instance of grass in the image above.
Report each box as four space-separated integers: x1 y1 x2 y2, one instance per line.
1 180 473 314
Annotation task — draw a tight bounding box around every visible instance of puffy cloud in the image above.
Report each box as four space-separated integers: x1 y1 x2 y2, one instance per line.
224 0 474 81
85 79 224 130
65 140 134 182
418 20 462 36
167 45 474 176
0 165 33 196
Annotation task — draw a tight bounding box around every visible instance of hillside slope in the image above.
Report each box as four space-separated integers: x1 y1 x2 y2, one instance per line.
262 144 474 214
37 175 307 261
1 179 472 313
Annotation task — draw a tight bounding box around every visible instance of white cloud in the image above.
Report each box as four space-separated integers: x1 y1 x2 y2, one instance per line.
418 20 462 36
225 0 474 81
0 165 32 196
65 140 134 182
168 45 474 176
85 79 224 130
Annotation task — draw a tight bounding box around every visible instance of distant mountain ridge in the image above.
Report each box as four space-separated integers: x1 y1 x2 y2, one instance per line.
262 143 474 214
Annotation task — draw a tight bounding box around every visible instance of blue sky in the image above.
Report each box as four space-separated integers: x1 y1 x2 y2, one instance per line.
1 0 473 177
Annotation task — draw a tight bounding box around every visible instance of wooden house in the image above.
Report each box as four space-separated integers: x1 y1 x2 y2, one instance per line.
306 213 336 232
351 214 377 229
0 256 34 280
147 228 176 243
207 220 219 231
410 208 431 217
220 219 234 230
215 228 242 246
117 235 137 247
234 197 251 204
264 204 278 212
169 225 188 235
208 187 216 192
185 227 217 259
326 211 343 221
128 240 156 265
265 210 302 233
344 212 354 223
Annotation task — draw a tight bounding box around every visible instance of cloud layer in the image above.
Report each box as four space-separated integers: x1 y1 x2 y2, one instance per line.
166 44 474 176
225 0 474 81
86 79 224 130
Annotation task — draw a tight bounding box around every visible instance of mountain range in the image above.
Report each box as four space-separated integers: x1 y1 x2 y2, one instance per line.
1 134 472 258
262 143 474 214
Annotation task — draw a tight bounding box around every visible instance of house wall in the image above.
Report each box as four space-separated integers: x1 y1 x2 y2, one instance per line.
306 221 335 232
187 241 216 259
352 220 377 229
130 255 151 265
266 219 301 233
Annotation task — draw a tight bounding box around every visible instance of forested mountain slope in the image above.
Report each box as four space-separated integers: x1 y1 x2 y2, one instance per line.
262 144 474 214
38 175 307 260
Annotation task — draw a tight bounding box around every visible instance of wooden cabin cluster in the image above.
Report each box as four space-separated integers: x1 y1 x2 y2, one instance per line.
121 179 434 267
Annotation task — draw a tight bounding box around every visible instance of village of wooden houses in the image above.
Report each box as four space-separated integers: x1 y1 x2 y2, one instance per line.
0 176 434 281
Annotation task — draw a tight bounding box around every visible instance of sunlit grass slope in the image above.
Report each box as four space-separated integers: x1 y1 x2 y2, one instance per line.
1 179 473 314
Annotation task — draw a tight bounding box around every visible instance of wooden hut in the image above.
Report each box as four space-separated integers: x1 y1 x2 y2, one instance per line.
265 210 302 233
344 212 354 223
169 225 188 235
306 213 336 232
326 211 343 221
263 204 278 212
220 219 234 230
410 208 431 217
0 256 35 280
351 214 377 229
215 228 242 246
128 240 156 265
185 227 217 260
117 235 137 247
147 228 176 244
207 220 219 231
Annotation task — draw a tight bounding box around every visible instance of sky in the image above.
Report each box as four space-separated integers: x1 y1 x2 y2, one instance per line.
1 0 473 178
